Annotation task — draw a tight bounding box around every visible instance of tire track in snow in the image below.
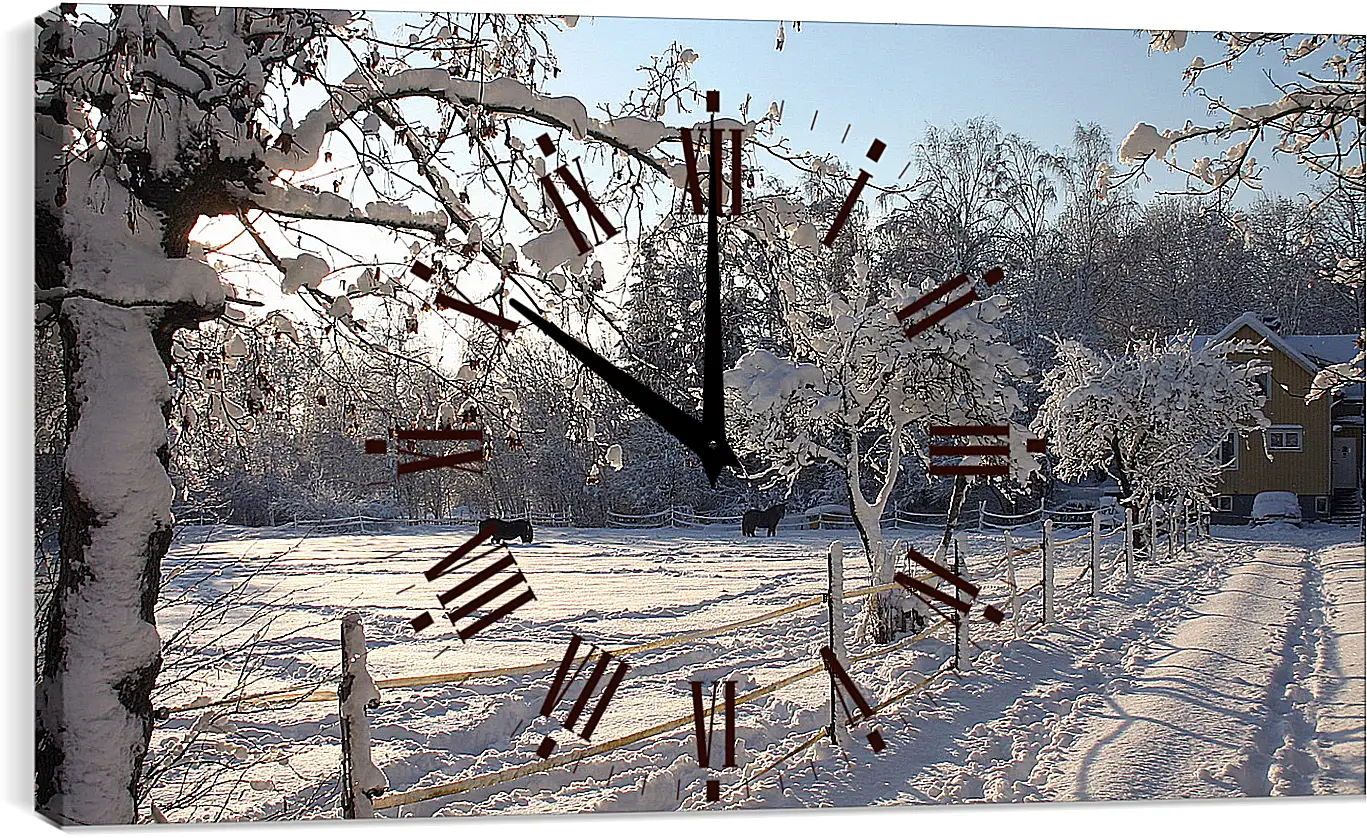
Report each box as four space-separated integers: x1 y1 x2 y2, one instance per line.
1036 536 1312 799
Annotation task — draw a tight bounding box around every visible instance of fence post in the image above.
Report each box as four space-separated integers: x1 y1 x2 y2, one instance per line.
827 541 846 743
1004 528 1022 640
1042 519 1055 623
1090 510 1101 596
1123 505 1135 586
978 500 986 531
1167 503 1175 562
340 614 387 819
954 537 969 667
1148 500 1158 564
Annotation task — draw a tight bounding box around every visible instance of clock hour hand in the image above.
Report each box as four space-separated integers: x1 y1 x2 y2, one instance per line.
508 299 739 485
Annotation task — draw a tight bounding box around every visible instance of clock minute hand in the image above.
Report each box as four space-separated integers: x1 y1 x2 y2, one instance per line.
698 111 742 485
508 299 735 484
702 113 724 445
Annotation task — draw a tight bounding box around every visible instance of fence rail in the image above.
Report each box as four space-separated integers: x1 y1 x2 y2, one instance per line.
177 501 1146 534
605 500 1125 532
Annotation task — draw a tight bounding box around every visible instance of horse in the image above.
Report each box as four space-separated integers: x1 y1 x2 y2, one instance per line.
479 517 534 544
741 503 786 537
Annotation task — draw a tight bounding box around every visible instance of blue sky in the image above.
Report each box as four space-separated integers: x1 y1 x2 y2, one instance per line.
541 15 1344 202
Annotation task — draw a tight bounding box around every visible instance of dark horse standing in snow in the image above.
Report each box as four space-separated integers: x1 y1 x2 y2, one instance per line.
742 503 786 537
480 517 534 543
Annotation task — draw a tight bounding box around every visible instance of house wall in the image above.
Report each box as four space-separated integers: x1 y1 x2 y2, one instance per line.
1215 325 1331 498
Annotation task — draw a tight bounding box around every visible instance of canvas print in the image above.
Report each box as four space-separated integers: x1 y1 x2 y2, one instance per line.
32 3 1365 826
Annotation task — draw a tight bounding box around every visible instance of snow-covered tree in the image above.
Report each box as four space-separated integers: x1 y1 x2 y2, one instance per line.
1034 336 1268 514
725 258 1036 643
34 6 682 824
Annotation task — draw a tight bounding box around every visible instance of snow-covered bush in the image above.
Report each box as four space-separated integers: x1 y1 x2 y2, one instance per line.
1034 335 1268 512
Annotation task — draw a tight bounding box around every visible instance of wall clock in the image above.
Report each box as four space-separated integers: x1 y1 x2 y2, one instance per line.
33 4 1362 830
352 85 1030 814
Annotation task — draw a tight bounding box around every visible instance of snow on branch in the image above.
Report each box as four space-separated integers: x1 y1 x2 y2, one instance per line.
1306 332 1366 402
229 181 449 235
269 69 678 179
1034 335 1268 509
1113 32 1364 202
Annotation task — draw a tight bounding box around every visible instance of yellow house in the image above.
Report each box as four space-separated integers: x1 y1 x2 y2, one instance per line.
1197 313 1364 523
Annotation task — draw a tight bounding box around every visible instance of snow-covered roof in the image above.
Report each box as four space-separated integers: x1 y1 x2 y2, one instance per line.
1194 312 1363 401
1193 312 1321 373
1284 334 1361 367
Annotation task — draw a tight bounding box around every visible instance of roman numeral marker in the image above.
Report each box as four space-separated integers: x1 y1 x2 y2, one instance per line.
433 291 519 336
895 546 1005 624
690 679 737 801
680 90 744 216
535 634 630 758
820 647 885 752
537 134 618 255
896 267 1005 340
822 138 886 247
410 525 536 640
390 428 484 476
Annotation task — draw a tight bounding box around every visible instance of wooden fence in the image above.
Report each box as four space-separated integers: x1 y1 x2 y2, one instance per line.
333 500 1207 815
154 498 1208 817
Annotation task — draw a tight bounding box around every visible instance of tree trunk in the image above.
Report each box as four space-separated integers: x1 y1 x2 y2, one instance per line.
35 185 220 823
1107 435 1142 550
937 474 971 559
36 301 184 823
849 512 901 646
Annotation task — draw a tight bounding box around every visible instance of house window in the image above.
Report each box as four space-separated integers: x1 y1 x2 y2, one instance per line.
1256 371 1273 397
1315 497 1329 514
1212 495 1233 512
1218 433 1239 470
1267 426 1303 452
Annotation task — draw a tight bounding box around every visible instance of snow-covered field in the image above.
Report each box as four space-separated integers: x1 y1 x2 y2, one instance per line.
148 521 1364 822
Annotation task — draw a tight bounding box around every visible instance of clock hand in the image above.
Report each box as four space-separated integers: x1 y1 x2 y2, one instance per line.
702 110 726 449
508 298 738 484
696 99 742 484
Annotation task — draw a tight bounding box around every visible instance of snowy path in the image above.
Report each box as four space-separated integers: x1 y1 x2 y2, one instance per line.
1034 529 1364 800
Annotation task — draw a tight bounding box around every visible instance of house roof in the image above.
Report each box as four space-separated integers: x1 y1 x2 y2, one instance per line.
1193 312 1363 401
1284 334 1362 367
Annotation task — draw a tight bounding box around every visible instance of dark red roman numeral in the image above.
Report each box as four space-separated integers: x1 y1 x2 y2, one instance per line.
393 428 483 476
895 546 1005 624
822 138 885 247
928 424 1010 477
536 134 618 256
433 291 519 336
819 647 885 753
690 679 737 801
365 428 485 475
680 127 744 217
409 523 536 640
896 267 1005 340
535 634 630 758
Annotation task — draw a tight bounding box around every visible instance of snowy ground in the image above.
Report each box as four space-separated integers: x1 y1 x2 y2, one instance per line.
148 520 1364 822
